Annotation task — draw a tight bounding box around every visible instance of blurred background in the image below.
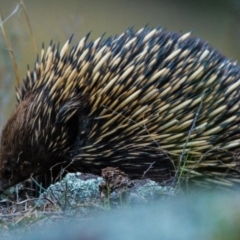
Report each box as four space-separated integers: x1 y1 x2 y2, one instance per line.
1 0 240 130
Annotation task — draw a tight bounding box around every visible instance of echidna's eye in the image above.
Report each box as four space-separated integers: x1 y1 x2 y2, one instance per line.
3 169 11 179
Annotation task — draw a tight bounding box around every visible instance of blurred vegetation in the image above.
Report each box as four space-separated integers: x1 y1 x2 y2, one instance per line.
1 192 240 240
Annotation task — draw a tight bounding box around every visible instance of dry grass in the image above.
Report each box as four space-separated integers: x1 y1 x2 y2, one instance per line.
0 5 20 87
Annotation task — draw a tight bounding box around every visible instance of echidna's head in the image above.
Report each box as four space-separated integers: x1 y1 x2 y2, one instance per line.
0 97 37 192
0 92 81 193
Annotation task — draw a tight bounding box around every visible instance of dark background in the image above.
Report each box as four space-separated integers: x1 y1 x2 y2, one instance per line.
1 0 240 129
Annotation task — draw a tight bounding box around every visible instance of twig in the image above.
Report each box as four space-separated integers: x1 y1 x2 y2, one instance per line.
141 161 155 179
19 0 38 54
172 90 206 187
0 7 21 86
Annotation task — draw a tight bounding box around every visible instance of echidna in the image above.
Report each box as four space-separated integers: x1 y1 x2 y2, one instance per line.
1 27 240 192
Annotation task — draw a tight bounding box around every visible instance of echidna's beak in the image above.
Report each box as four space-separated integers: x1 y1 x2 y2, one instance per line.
0 179 10 194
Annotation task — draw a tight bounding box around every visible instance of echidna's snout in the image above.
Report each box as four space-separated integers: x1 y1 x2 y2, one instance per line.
0 178 10 193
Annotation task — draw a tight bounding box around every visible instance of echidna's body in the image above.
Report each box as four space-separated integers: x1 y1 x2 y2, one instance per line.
1 27 240 191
